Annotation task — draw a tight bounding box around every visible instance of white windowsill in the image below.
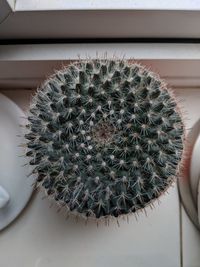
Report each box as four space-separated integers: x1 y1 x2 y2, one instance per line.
15 0 200 11
2 0 200 39
1 43 200 89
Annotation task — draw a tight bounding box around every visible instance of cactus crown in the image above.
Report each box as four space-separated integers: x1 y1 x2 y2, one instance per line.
25 59 184 219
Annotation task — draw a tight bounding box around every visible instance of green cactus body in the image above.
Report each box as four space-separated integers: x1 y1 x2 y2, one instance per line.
25 59 184 219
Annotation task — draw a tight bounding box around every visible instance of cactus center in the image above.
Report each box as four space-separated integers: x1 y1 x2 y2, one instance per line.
92 122 115 145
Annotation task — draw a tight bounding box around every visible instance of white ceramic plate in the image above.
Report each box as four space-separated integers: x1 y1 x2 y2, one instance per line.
0 93 34 231
178 119 200 230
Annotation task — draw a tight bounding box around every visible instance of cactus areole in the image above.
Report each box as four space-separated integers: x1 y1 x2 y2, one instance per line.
25 59 184 219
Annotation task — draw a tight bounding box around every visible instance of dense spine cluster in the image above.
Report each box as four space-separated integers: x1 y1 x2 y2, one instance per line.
25 59 184 219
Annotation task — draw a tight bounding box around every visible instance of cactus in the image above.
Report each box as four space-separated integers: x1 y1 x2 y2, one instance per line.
25 59 184 219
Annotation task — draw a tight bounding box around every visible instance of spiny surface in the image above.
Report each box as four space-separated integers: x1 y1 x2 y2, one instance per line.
25 60 184 219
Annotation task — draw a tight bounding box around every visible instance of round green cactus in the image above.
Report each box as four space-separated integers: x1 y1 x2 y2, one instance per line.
25 59 184 219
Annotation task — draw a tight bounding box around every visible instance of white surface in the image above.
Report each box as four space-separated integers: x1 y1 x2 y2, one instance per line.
0 93 34 231
0 185 181 267
0 89 182 267
182 207 200 267
15 0 200 11
0 88 200 266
